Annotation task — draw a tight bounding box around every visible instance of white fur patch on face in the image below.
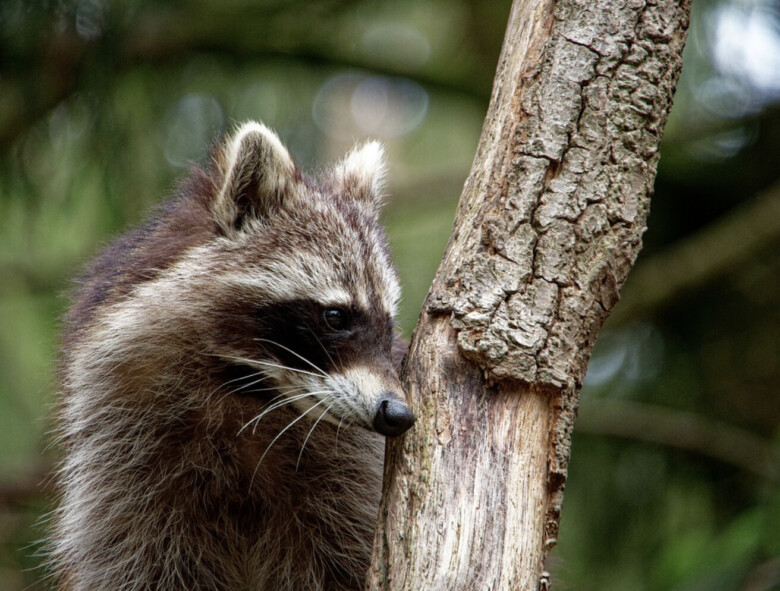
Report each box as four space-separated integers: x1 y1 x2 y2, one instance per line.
258 362 399 430
329 365 399 426
226 272 353 309
221 260 353 309
341 366 392 399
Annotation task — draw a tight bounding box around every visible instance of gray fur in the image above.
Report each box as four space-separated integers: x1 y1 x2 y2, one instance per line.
51 122 409 590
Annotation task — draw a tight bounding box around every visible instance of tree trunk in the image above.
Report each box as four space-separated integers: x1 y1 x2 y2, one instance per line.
366 0 692 589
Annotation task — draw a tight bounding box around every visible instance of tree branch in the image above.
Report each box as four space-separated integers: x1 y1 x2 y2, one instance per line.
368 0 692 588
609 179 780 325
737 557 780 591
577 399 778 481
0 469 51 509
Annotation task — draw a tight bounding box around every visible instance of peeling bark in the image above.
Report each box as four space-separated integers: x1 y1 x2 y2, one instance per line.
366 0 692 589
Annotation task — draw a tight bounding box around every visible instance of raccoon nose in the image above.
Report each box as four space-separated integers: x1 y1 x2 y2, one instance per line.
373 397 416 437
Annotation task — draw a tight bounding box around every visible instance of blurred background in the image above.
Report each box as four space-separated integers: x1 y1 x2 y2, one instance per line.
0 0 778 589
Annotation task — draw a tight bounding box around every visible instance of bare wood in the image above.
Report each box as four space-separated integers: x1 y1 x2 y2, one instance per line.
367 0 692 589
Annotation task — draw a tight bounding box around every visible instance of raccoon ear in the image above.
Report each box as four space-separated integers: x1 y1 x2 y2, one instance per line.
212 122 296 233
331 141 387 209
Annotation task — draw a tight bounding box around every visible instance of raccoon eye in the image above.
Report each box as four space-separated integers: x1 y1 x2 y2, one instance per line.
323 308 349 331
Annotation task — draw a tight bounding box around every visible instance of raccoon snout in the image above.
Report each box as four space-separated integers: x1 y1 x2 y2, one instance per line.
372 396 415 437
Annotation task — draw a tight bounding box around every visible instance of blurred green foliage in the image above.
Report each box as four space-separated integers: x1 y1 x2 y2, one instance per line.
0 0 778 589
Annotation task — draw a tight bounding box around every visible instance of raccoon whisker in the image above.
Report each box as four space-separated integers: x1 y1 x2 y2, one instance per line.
211 373 302 405
253 390 330 422
206 370 255 403
206 353 302 378
221 367 269 388
240 389 335 435
253 338 328 377
218 383 306 410
218 355 324 379
335 414 350 443
236 392 309 435
296 401 335 471
235 384 310 402
218 376 272 399
332 415 346 455
336 416 345 437
250 398 329 487
222 376 308 399
307 330 339 372
238 391 318 435
339 416 358 441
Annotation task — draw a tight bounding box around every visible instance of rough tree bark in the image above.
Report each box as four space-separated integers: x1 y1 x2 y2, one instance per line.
366 0 692 589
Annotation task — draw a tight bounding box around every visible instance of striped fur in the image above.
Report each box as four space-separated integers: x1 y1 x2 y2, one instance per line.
51 122 411 590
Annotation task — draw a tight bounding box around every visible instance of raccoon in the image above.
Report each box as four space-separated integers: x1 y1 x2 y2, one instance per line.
51 122 415 590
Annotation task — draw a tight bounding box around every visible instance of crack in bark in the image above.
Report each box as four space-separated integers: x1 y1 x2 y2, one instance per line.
424 4 691 565
380 3 692 589
431 0 689 396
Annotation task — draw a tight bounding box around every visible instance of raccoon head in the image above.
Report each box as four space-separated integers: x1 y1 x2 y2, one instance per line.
206 122 415 438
